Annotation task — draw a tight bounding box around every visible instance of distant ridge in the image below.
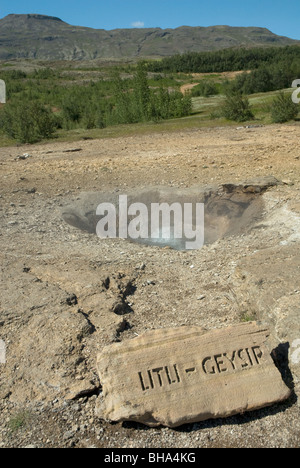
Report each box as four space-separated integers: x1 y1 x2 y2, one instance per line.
0 14 299 61
5 13 64 22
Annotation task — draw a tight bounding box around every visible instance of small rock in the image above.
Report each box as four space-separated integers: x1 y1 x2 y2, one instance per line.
63 430 74 441
65 294 78 306
282 179 294 186
147 280 156 285
16 153 31 161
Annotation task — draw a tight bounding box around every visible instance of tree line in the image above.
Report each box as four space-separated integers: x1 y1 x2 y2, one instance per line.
0 47 299 143
149 46 300 74
0 63 191 143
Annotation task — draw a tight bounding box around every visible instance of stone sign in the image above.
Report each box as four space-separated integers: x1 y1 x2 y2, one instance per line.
0 80 6 104
96 322 291 427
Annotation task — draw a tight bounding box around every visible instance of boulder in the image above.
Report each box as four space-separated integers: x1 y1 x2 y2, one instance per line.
96 322 291 427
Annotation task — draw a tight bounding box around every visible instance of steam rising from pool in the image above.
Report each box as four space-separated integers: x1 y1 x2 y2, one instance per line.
62 183 266 250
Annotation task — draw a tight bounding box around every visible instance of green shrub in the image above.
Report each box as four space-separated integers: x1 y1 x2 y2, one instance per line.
0 63 193 137
0 100 56 143
32 68 58 80
271 92 298 123
61 94 83 125
82 107 107 129
221 94 254 122
8 411 30 432
110 63 192 125
191 81 219 97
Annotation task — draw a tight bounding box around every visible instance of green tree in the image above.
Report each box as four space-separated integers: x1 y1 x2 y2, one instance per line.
0 100 56 143
271 92 298 123
109 63 192 125
111 75 138 124
61 92 83 125
243 68 273 94
191 81 219 97
133 61 151 120
221 94 254 122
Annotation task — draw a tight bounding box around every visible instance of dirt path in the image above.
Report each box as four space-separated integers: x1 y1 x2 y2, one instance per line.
180 82 199 94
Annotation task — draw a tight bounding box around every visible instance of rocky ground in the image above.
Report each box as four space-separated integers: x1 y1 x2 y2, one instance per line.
0 123 299 448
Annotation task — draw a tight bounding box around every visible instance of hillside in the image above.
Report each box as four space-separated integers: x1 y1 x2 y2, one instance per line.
0 14 299 61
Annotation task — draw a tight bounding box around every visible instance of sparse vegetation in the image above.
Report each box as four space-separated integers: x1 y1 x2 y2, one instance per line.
240 311 257 323
0 63 191 143
8 411 31 432
221 93 254 122
0 48 299 145
271 92 299 123
190 81 220 97
109 63 192 125
0 100 56 143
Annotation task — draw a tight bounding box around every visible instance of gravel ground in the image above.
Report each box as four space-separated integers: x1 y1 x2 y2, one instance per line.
0 123 300 448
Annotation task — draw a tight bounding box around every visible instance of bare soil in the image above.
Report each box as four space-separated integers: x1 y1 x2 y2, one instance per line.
0 122 300 448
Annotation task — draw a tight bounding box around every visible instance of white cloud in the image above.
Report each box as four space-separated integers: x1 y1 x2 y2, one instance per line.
131 21 145 28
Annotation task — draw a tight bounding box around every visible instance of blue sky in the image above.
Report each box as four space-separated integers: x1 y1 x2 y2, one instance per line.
1 0 299 40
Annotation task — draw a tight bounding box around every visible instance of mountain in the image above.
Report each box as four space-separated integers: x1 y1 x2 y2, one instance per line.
0 14 299 61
